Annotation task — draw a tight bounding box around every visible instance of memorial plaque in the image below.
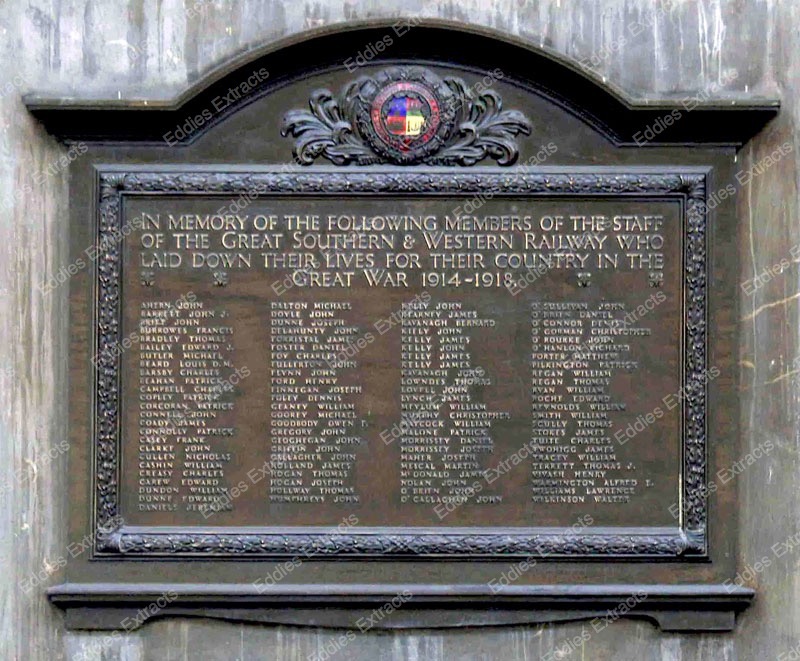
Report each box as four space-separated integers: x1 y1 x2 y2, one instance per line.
30 22 778 631
100 169 701 557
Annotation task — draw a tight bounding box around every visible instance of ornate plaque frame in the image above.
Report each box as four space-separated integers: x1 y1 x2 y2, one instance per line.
94 166 708 560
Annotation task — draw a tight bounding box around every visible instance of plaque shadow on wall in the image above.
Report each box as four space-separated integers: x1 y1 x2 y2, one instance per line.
26 19 778 633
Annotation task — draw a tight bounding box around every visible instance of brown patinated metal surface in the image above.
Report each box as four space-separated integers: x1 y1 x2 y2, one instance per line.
31 24 778 630
99 169 702 558
124 192 684 533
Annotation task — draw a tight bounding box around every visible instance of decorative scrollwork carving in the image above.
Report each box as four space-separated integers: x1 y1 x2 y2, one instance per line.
281 67 531 166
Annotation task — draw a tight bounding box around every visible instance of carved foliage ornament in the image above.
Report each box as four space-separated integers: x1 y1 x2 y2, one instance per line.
281 67 532 166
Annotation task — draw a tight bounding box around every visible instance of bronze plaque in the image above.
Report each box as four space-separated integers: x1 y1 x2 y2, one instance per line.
36 32 777 629
96 168 706 558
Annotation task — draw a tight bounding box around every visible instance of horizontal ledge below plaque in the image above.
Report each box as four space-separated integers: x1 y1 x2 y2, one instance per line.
49 582 753 632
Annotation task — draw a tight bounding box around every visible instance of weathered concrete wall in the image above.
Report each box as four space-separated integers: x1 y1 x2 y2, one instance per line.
1 0 797 659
